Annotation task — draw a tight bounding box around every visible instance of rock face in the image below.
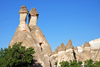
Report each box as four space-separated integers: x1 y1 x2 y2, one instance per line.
9 5 100 67
9 6 52 67
77 39 100 62
50 39 75 67
89 38 100 49
9 6 36 48
77 42 92 62
95 48 100 61
65 39 74 49
29 8 52 56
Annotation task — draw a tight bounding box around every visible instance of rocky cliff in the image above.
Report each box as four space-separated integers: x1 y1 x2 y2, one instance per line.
9 6 51 67
9 6 100 67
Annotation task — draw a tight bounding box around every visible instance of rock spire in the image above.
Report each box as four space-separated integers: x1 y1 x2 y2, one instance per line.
29 8 52 56
83 42 91 48
65 39 74 49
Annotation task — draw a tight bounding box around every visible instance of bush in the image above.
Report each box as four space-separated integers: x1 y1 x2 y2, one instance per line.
60 60 82 67
0 42 35 67
84 59 100 67
54 62 57 65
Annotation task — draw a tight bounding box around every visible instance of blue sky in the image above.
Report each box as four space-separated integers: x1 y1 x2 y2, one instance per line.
0 0 100 51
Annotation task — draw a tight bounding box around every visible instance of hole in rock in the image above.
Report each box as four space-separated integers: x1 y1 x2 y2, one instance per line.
39 43 43 51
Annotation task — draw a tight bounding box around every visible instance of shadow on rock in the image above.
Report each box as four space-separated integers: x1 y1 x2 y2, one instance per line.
32 59 43 67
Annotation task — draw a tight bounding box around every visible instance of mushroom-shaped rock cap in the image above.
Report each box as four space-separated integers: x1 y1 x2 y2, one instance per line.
83 42 91 48
65 39 74 49
19 5 28 14
30 8 39 17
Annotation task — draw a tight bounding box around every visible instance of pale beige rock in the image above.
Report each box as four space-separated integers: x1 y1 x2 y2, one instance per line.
29 8 52 67
76 42 92 62
91 49 99 61
9 5 100 67
83 50 92 61
83 42 91 48
29 8 52 56
89 38 100 49
74 47 78 50
9 5 34 48
65 39 74 50
58 43 66 51
57 50 75 67
30 8 39 17
95 48 100 61
19 5 28 14
9 6 50 67
49 54 58 67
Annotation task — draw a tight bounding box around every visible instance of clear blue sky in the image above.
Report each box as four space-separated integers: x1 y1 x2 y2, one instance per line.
0 0 100 51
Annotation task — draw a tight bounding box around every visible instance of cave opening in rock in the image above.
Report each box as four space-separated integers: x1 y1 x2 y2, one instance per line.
39 43 42 51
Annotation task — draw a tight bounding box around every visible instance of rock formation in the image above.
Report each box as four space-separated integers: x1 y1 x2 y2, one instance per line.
9 5 100 67
9 6 52 67
29 8 52 56
79 42 92 61
65 39 74 50
9 6 36 48
95 48 100 61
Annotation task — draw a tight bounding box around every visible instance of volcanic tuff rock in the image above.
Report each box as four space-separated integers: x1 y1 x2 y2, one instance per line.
9 5 100 67
89 38 100 49
29 8 52 56
9 6 52 67
52 43 66 54
95 48 100 61
65 39 74 49
83 42 91 48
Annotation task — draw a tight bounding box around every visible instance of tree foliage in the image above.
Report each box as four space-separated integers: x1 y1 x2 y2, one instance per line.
59 59 100 67
0 42 35 67
59 60 82 67
84 59 100 67
54 62 57 65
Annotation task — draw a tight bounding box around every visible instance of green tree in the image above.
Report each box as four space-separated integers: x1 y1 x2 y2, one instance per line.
0 42 35 67
59 60 82 67
60 61 69 67
69 60 82 67
84 59 95 67
54 62 57 65
0 48 5 59
94 61 100 67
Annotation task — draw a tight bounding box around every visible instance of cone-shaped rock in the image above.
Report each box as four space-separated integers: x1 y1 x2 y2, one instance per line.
9 6 36 48
65 39 74 50
29 8 52 56
52 46 60 54
83 42 91 48
58 43 65 51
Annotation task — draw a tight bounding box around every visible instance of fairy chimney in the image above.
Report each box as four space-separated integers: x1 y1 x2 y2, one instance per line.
58 43 66 52
19 6 28 23
65 39 74 50
29 8 39 27
83 42 91 50
19 6 30 32
29 8 52 56
9 6 36 48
